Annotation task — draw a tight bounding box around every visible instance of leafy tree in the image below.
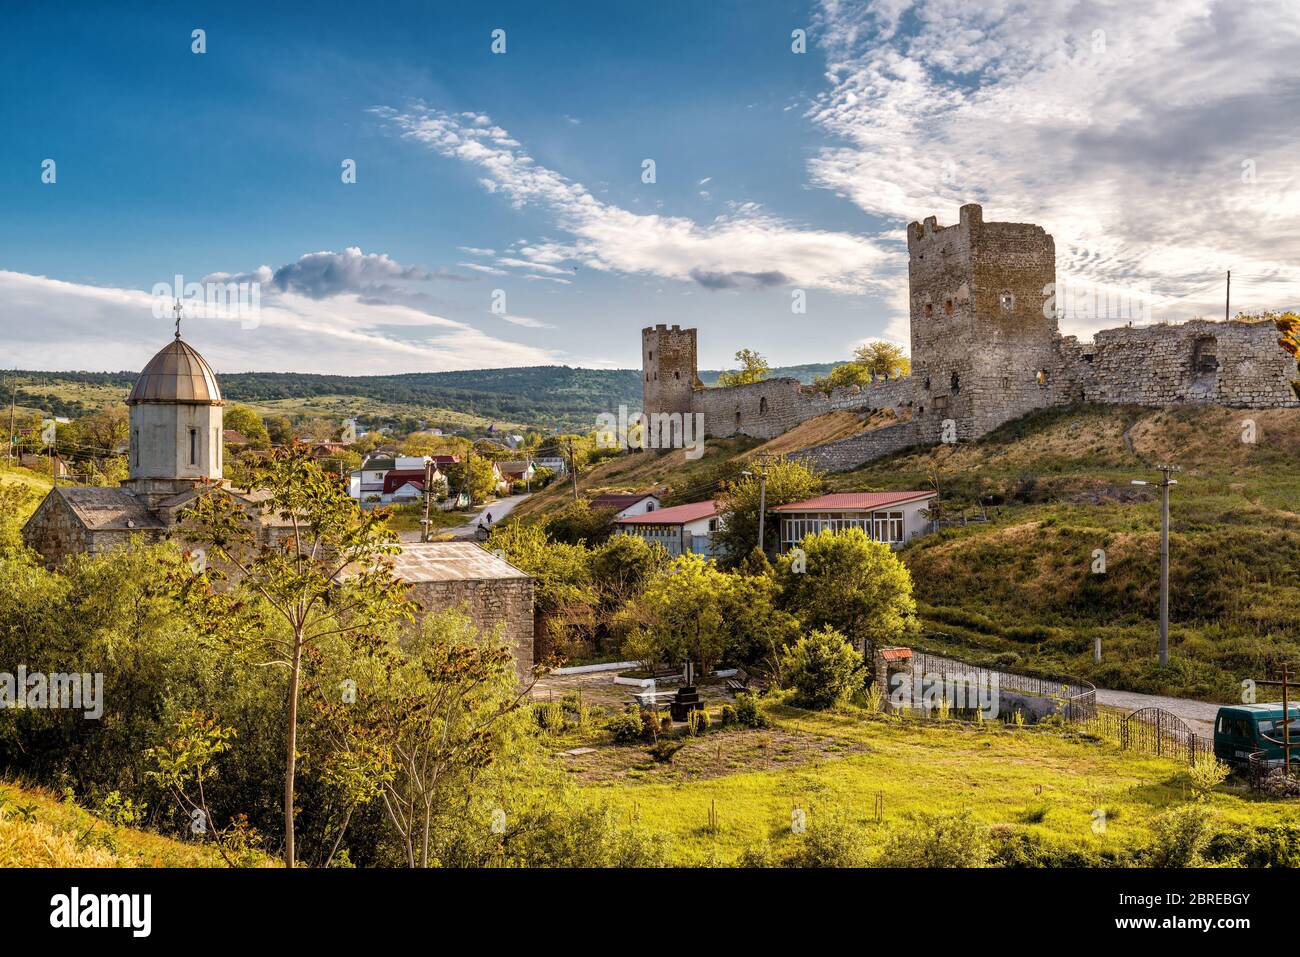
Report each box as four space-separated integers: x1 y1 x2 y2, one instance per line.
716 349 771 388
312 609 533 867
619 554 786 675
445 456 498 505
223 405 271 449
778 527 917 654
75 404 128 456
854 341 911 381
779 626 863 709
811 362 874 393
487 522 597 662
715 456 822 559
544 500 615 546
263 414 294 447
179 448 415 867
0 484 37 561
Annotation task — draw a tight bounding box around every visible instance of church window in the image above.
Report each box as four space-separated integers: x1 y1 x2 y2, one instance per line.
189 428 198 465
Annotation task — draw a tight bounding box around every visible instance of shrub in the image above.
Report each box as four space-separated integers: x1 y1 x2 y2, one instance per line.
780 627 864 710
1187 754 1229 799
647 739 684 763
686 709 709 736
877 811 991 867
1206 823 1300 867
733 692 769 728
534 702 565 735
606 710 643 745
786 809 872 868
1145 803 1214 867
719 705 738 727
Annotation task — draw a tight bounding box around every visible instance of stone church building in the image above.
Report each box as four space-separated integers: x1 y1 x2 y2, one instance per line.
21 330 267 564
21 329 538 678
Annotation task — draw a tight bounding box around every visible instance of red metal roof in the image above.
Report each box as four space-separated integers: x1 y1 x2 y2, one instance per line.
879 647 913 662
382 469 428 494
773 491 935 512
615 499 719 526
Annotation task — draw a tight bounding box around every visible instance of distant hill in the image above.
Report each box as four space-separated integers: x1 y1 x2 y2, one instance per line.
6 361 841 432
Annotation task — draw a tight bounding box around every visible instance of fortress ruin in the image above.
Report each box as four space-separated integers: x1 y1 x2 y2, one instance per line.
642 204 1298 471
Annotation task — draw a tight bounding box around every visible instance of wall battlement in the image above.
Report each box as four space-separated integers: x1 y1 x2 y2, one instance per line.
641 204 1298 471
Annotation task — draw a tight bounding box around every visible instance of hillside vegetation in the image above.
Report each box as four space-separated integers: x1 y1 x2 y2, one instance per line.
0 780 264 867
520 404 1300 700
5 361 840 433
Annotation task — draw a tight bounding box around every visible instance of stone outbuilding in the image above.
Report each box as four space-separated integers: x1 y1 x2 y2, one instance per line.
384 541 536 682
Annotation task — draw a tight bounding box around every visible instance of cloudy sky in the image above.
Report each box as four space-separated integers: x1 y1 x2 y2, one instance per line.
2 0 1298 375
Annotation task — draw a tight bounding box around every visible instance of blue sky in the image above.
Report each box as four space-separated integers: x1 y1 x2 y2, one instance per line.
2 0 1298 375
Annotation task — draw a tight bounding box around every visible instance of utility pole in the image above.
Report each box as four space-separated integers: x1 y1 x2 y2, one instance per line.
1132 464 1181 666
1254 666 1298 776
744 455 772 554
420 458 434 543
1225 270 1231 322
567 437 579 502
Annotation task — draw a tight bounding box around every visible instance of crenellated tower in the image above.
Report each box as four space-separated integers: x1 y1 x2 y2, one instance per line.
641 324 699 416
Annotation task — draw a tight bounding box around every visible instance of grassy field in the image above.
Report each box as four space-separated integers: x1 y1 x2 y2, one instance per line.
0 780 270 867
544 695 1299 866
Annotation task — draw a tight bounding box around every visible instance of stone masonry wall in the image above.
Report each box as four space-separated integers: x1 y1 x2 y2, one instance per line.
1064 319 1299 408
407 578 536 683
790 421 920 473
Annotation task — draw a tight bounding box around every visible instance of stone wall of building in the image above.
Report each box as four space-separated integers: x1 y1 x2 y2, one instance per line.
407 578 536 682
642 324 699 416
1064 319 1299 408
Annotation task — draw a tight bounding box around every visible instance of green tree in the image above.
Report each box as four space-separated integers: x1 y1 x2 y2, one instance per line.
618 554 786 675
179 448 415 867
543 500 615 546
264 414 294 447
716 349 771 388
488 522 597 662
446 456 498 505
811 362 874 393
778 527 917 654
312 609 533 867
223 405 271 449
715 456 822 559
779 626 863 709
854 341 911 381
75 404 128 456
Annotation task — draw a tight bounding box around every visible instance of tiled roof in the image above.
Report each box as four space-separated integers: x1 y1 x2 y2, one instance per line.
879 647 913 662
773 492 936 512
384 542 529 583
56 487 164 531
615 499 719 525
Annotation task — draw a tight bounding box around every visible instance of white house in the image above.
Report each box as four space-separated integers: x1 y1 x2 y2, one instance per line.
614 499 721 556
773 491 937 552
535 455 567 476
590 492 661 519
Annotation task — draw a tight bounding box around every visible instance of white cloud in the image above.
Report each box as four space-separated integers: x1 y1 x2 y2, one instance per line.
808 0 1300 339
0 269 561 374
373 105 891 294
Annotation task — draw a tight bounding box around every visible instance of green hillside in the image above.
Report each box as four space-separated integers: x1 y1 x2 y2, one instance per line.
4 361 840 433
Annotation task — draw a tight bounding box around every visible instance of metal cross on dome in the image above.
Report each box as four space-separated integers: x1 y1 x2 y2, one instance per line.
173 298 183 339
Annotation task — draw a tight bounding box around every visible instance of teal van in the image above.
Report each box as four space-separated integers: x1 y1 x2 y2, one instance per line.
1214 704 1300 767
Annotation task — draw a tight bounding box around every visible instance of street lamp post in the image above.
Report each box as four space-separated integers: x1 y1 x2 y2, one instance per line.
1131 464 1181 666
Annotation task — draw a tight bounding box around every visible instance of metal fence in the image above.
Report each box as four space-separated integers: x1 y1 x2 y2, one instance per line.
911 652 1097 721
1074 707 1212 764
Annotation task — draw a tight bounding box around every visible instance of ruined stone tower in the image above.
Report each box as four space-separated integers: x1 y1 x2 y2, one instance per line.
907 203 1058 442
642 324 699 416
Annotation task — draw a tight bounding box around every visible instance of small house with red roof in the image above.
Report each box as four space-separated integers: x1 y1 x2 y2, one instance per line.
773 491 937 551
614 499 721 556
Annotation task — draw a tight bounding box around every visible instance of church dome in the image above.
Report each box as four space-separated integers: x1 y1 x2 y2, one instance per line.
128 337 223 405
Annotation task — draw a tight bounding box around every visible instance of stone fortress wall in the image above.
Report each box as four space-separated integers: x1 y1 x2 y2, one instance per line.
642 204 1299 472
